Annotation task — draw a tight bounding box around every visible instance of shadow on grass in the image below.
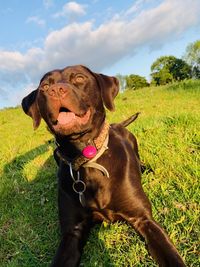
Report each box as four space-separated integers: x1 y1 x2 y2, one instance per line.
1 141 58 266
1 141 114 267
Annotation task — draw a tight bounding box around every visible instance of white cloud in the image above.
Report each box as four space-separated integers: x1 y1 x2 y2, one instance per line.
125 0 149 15
1 0 200 107
44 0 200 70
26 16 46 27
0 51 25 73
53 1 86 19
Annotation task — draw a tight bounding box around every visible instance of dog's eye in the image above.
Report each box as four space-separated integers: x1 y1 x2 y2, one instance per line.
75 75 85 83
43 84 50 90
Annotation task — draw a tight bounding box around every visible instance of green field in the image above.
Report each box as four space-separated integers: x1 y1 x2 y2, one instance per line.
0 80 199 266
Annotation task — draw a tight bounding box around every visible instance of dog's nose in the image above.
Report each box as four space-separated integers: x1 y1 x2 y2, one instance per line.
47 83 69 98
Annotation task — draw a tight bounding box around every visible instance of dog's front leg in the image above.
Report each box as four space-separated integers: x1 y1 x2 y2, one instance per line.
50 219 91 267
51 186 92 267
130 216 186 267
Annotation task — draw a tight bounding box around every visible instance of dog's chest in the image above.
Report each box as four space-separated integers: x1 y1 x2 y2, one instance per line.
83 168 111 210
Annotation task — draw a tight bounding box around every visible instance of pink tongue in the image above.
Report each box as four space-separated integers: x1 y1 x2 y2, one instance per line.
57 112 76 125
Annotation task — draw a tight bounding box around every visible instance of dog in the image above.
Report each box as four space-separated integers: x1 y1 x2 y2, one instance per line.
22 65 186 266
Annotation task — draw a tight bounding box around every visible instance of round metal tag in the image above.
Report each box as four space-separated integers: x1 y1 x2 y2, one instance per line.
72 180 86 194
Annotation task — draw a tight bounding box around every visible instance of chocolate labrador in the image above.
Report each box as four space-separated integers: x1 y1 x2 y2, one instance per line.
22 65 185 266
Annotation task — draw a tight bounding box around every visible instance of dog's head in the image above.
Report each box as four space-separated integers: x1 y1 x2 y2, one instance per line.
22 65 119 139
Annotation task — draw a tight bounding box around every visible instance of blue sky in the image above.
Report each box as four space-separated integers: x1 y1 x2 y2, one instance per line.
0 0 200 108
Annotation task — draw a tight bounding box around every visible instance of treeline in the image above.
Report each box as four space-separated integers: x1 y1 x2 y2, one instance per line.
117 40 200 90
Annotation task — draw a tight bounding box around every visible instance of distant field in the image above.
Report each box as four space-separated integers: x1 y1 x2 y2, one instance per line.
0 80 199 266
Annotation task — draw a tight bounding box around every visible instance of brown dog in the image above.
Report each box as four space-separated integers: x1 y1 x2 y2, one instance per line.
22 65 185 266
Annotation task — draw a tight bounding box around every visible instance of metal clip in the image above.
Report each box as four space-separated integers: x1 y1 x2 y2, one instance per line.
69 162 86 207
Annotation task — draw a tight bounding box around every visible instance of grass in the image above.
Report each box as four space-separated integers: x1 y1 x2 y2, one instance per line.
0 80 199 266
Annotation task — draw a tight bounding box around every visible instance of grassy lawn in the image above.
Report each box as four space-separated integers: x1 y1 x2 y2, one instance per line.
0 80 199 266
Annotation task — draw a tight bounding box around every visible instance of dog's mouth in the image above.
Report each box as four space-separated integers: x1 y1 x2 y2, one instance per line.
52 107 91 134
56 107 90 125
56 107 76 125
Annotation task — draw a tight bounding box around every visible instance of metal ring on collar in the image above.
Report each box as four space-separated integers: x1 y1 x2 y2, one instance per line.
72 180 86 194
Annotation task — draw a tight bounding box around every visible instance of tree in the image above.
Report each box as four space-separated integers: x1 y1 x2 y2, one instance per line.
170 58 192 81
184 40 200 78
151 68 173 85
151 56 191 85
126 74 149 90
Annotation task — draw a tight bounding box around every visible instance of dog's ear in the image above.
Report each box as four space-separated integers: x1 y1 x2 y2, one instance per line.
21 89 41 130
95 73 119 111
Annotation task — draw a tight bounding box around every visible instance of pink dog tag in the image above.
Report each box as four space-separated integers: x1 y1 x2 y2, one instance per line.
82 146 97 159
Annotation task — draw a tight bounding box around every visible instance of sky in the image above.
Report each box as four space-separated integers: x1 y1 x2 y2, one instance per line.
0 0 200 108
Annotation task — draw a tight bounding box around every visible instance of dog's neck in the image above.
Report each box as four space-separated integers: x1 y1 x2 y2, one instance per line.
55 120 110 162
